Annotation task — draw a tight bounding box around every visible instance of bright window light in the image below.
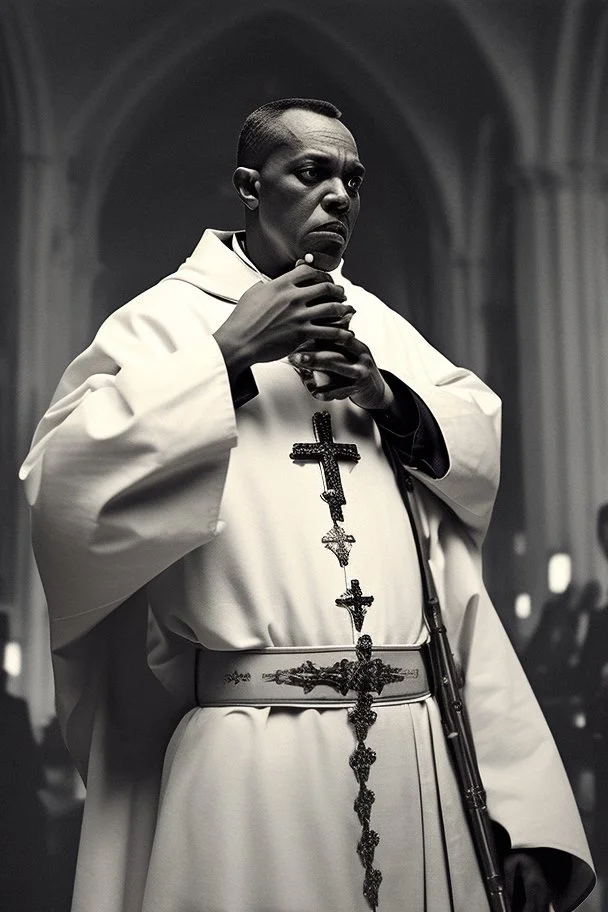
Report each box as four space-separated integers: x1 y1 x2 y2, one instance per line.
3 642 22 677
515 593 532 619
548 553 572 594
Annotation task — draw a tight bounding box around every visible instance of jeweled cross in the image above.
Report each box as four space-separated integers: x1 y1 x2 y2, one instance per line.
290 411 360 522
322 523 356 567
335 580 375 632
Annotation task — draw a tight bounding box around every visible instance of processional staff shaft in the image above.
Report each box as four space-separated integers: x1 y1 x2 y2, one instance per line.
290 411 360 522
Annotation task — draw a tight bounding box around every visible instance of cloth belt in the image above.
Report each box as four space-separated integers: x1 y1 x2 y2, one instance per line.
195 643 432 708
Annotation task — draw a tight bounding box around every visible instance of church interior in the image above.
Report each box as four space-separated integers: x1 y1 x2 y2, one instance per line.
1 0 607 908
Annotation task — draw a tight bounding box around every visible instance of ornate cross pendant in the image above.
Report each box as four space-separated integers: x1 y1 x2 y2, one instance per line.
335 579 375 632
290 411 360 522
322 522 356 567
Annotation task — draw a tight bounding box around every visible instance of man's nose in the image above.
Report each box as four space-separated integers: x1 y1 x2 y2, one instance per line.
322 179 351 213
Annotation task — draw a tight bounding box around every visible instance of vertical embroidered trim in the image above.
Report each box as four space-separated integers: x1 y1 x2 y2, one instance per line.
348 634 382 910
290 411 383 909
262 634 400 908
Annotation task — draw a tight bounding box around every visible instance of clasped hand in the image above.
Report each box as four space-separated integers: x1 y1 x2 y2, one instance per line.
215 262 390 410
288 336 389 410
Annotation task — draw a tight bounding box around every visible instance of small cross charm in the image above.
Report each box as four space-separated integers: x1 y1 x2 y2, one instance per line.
335 580 375 632
322 523 356 567
290 411 360 523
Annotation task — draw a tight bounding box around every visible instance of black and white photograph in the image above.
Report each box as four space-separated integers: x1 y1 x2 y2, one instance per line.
1 1 607 910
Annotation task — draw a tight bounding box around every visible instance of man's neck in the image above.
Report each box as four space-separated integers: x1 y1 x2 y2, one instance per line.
241 230 286 279
232 232 270 282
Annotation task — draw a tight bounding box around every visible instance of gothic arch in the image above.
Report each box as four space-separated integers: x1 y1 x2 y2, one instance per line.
546 0 608 163
0 0 54 157
447 0 537 163
100 31 422 331
68 5 452 248
69 1 524 353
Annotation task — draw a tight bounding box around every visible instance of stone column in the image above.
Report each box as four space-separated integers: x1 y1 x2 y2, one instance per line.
447 252 489 378
14 151 101 729
512 163 608 614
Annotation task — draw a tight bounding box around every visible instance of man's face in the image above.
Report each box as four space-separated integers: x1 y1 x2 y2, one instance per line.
253 109 365 275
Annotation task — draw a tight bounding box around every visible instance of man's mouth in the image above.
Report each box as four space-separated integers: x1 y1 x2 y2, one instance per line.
310 221 348 241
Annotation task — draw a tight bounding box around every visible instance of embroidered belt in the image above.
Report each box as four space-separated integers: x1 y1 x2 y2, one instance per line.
194 640 432 708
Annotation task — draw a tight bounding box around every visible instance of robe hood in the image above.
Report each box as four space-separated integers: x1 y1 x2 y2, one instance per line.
167 228 345 303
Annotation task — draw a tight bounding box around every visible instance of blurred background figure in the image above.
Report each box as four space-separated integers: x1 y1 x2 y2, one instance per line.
0 612 46 912
581 506 608 910
526 505 608 908
523 581 583 702
38 716 84 912
579 508 608 713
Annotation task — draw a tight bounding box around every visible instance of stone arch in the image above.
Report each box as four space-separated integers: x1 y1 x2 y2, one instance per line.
79 6 457 348
64 1 526 363
447 0 537 163
580 4 608 160
0 1 54 157
546 0 608 163
69 5 449 240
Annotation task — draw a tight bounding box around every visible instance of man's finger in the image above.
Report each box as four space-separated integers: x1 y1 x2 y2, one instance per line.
311 383 356 400
304 326 356 347
299 371 356 397
290 264 337 287
291 351 360 378
296 284 347 308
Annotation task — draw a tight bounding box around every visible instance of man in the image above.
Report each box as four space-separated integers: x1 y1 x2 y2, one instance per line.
578 506 608 711
21 98 594 912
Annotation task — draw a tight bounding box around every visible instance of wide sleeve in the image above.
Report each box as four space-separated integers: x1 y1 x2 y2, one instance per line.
20 282 238 650
19 282 238 785
349 287 501 545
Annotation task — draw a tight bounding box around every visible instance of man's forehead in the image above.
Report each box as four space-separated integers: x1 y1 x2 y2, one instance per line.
276 109 359 158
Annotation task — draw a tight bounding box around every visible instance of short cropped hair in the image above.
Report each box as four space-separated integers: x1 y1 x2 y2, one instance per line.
237 98 342 169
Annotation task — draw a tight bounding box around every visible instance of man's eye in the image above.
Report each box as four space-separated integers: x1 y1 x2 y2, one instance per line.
298 168 321 183
347 175 363 192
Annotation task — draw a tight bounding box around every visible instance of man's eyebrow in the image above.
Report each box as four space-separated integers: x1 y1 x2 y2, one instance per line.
292 150 366 173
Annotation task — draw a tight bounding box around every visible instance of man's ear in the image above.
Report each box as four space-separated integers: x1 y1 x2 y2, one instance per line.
233 167 261 211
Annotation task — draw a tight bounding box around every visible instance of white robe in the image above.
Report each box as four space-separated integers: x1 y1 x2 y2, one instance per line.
20 229 595 911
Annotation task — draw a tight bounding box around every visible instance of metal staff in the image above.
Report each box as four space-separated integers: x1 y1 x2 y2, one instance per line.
400 470 511 912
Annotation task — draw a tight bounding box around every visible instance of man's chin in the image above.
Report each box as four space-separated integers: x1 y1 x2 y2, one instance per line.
302 248 343 272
